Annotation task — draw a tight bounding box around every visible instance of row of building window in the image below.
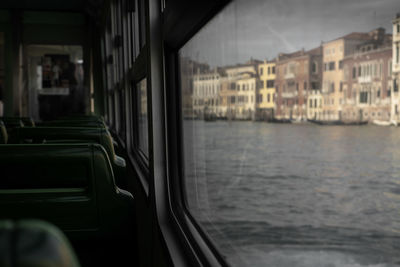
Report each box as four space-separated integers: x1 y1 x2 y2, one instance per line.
196 75 220 81
280 99 306 106
324 61 343 71
325 46 343 55
259 80 275 88
236 83 255 91
193 98 219 106
193 85 219 96
259 66 275 75
351 62 388 79
309 99 322 108
257 93 275 103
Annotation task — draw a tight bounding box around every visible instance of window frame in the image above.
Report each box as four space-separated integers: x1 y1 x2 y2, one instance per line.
101 0 151 193
162 0 235 267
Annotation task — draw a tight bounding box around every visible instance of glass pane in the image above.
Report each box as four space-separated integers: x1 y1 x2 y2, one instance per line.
180 1 400 266
133 0 140 57
139 0 146 49
109 93 114 126
119 89 126 141
0 32 4 116
115 90 121 132
137 78 148 157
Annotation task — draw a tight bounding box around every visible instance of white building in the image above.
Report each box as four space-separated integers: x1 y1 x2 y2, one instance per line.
192 69 221 118
223 62 259 120
307 90 323 120
235 73 257 120
392 13 400 122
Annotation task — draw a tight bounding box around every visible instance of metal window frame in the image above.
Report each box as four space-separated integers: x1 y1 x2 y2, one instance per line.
160 0 234 266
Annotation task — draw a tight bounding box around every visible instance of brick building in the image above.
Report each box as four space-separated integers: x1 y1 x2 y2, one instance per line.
275 46 322 120
342 42 392 122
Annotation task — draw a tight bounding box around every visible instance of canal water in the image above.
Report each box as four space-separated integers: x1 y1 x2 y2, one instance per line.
183 121 400 267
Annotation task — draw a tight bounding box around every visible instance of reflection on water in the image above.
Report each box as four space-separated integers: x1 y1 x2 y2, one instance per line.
184 121 400 267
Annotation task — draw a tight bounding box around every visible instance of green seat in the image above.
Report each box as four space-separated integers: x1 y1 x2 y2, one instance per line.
57 114 105 124
9 127 127 189
37 119 106 128
0 121 7 144
0 143 134 242
0 219 80 267
0 117 24 134
0 117 35 127
18 117 35 127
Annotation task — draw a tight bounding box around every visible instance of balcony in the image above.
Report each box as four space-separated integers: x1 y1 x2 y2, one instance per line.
394 63 400 73
309 90 321 96
358 76 371 83
284 73 295 79
393 33 400 42
282 91 298 98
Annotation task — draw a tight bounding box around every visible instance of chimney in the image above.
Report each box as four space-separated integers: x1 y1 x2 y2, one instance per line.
369 28 385 42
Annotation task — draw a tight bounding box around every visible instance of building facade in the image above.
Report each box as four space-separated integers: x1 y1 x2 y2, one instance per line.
256 60 276 120
217 77 237 119
192 69 221 119
392 14 400 122
223 61 259 120
342 43 392 122
275 47 322 120
179 57 210 118
321 28 390 121
307 90 323 120
235 73 257 120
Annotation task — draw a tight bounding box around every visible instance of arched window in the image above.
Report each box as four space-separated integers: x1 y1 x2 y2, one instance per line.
312 61 317 73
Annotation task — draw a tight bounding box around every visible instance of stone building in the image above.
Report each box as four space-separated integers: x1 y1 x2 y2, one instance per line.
221 60 260 120
307 89 323 120
341 41 392 122
256 60 276 120
321 28 390 121
217 76 237 119
235 72 257 120
179 57 210 118
192 69 222 119
392 13 400 122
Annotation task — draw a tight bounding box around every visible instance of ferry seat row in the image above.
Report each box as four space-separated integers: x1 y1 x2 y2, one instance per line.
37 118 119 149
9 126 127 189
0 143 135 243
38 119 106 129
0 116 35 129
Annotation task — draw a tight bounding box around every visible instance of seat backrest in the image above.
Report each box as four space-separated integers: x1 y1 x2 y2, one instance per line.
58 114 105 124
9 127 116 161
20 117 35 127
0 121 7 144
38 120 106 128
0 219 80 267
0 143 134 241
0 117 24 133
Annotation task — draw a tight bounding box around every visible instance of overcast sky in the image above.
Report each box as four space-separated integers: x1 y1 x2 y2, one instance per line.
181 0 400 68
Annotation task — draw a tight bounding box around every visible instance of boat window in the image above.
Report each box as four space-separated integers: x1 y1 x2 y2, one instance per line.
179 0 400 266
138 0 146 49
131 0 140 58
118 87 126 141
24 45 84 121
0 32 3 116
136 78 148 158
